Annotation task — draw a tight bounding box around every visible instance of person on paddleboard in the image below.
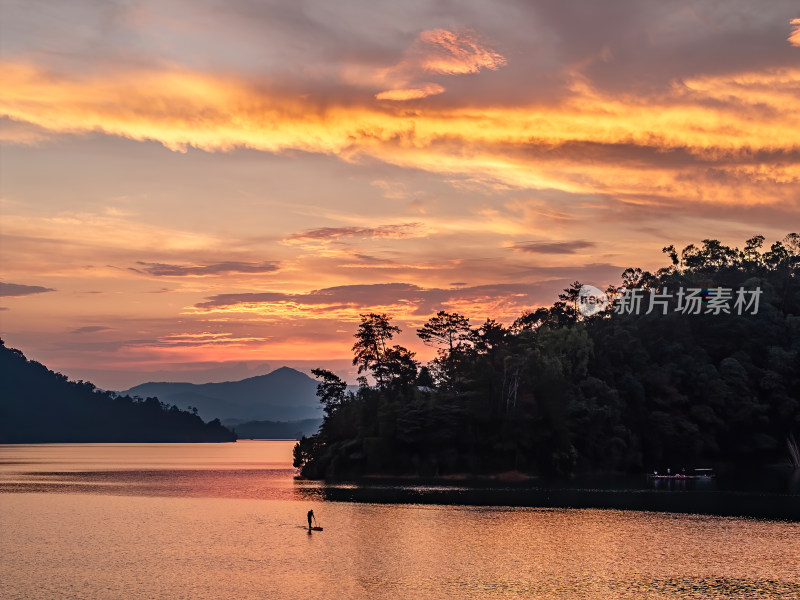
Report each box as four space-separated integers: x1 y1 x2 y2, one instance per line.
307 509 316 531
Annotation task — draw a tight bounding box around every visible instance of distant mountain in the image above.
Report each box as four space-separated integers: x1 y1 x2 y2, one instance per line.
228 418 322 440
0 339 236 443
121 366 322 422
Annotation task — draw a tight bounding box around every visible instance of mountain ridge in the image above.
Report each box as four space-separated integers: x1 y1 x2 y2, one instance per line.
121 366 323 422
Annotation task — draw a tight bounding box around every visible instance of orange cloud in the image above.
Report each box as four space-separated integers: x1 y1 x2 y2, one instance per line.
790 18 800 46
157 332 270 346
337 261 450 270
0 116 52 144
372 29 506 100
0 210 229 278
375 83 445 100
284 223 425 245
417 29 507 75
2 61 800 206
186 282 567 329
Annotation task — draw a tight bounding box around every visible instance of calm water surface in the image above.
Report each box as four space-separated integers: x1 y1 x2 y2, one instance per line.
1 441 798 600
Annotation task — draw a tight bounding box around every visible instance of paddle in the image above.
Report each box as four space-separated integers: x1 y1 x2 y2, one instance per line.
310 514 323 531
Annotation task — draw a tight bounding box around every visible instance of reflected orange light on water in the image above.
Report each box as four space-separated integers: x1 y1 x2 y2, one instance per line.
1 442 798 599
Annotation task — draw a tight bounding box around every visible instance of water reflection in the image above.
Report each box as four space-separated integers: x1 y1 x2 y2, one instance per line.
1 442 799 600
649 475 717 491
0 440 296 471
2 442 799 519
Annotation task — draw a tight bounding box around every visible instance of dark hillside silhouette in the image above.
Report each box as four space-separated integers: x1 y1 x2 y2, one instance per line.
0 341 236 442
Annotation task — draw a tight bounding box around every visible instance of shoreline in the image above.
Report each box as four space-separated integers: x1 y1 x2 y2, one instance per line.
313 484 800 521
296 470 800 521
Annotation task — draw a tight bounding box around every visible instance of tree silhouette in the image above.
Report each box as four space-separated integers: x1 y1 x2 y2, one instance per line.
295 233 800 481
352 313 400 388
311 368 347 416
417 311 473 390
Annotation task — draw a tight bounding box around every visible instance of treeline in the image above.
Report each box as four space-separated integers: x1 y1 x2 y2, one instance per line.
0 340 236 442
295 234 800 479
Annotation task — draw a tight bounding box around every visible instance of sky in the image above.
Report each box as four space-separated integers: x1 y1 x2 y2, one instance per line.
1 0 799 389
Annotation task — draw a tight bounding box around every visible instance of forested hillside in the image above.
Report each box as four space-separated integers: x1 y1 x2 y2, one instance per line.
295 234 800 479
0 341 236 442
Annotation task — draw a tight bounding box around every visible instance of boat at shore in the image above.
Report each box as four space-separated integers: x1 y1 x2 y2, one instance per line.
648 468 716 479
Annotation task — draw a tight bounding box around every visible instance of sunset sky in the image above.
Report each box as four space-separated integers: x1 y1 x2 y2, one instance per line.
1 0 799 389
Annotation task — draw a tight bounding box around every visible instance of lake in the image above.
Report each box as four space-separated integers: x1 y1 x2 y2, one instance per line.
1 440 798 599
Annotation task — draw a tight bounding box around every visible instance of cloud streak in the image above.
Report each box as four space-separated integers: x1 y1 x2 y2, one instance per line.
375 83 445 101
284 223 424 244
511 241 596 255
132 261 280 277
70 326 112 334
156 332 271 347
0 281 55 297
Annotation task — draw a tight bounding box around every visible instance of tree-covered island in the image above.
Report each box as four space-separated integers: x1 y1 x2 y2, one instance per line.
295 234 800 480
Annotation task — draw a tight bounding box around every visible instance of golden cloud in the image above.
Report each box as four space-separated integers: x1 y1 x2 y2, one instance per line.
2 61 800 205
372 29 506 100
186 282 563 330
417 29 507 75
375 83 445 101
156 332 270 346
790 18 800 47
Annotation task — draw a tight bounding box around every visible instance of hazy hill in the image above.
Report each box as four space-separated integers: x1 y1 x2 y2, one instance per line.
122 366 322 421
0 339 236 443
